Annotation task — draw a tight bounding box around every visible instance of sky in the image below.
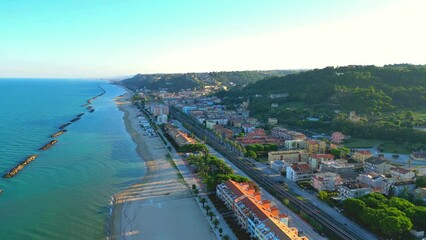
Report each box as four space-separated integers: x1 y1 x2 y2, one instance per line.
0 0 425 78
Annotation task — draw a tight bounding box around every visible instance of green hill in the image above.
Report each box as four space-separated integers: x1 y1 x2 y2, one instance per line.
217 65 426 150
120 70 300 92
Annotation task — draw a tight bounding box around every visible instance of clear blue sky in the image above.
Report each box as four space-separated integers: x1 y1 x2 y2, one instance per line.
0 0 425 78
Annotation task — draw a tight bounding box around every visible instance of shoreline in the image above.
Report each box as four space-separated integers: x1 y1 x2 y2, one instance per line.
110 90 216 240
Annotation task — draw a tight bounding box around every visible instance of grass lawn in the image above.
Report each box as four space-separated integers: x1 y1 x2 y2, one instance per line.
256 157 269 164
379 142 412 154
343 138 382 148
344 138 412 154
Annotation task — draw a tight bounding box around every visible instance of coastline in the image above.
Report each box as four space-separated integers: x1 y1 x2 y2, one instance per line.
110 90 216 240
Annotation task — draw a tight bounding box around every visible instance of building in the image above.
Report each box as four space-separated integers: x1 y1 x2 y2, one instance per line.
268 118 278 125
358 172 386 192
156 114 168 124
271 127 306 141
411 150 426 161
164 123 196 147
237 128 282 146
352 150 373 162
270 160 287 173
384 179 417 196
213 125 234 139
149 104 170 117
305 140 326 155
268 150 309 165
216 180 308 240
309 154 334 169
311 172 340 191
348 111 361 123
338 183 373 200
390 167 415 181
286 163 314 182
414 188 426 202
320 161 357 180
331 132 345 144
284 140 306 150
364 157 391 175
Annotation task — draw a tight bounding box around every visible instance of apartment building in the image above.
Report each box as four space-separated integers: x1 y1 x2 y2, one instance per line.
216 180 308 240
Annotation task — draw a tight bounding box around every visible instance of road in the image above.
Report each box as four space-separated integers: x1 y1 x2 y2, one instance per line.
171 107 376 240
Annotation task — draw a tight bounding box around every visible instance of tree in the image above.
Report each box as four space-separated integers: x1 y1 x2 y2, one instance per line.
318 191 328 202
213 219 220 228
200 197 207 207
193 189 199 195
416 176 426 187
379 215 412 237
222 235 230 240
218 227 223 236
208 211 215 221
205 205 211 214
246 150 257 159
342 198 367 218
192 184 197 191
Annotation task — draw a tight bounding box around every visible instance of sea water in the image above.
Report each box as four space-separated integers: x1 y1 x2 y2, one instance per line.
0 79 145 240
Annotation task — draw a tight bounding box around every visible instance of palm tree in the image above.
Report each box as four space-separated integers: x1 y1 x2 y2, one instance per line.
204 205 211 214
208 211 215 221
213 219 220 228
200 197 207 207
218 228 223 236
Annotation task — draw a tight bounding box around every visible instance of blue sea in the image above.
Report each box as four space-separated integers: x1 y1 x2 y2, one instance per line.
0 79 146 240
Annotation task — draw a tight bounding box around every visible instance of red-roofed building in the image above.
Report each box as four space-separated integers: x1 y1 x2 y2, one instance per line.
331 132 345 144
213 125 234 139
216 180 307 240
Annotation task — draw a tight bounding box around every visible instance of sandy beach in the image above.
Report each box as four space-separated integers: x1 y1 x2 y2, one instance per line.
111 91 216 240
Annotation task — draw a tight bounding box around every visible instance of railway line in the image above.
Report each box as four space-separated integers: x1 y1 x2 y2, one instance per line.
171 108 366 240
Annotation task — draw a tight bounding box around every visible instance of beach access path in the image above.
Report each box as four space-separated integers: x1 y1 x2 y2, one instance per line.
111 92 216 240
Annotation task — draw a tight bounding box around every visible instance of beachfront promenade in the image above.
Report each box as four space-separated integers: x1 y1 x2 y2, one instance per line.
112 93 217 240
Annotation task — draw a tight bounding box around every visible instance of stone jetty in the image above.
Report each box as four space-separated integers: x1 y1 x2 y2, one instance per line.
3 154 39 178
39 140 58 151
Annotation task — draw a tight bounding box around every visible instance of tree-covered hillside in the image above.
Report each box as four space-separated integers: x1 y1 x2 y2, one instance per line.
120 73 199 92
217 65 426 149
120 70 300 92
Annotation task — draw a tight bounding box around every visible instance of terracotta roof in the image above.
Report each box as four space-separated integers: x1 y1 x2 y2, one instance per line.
263 218 303 240
291 163 311 172
312 154 334 159
356 150 371 155
224 180 245 198
239 197 269 221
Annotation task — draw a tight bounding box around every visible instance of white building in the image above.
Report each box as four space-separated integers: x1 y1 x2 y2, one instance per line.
390 167 415 181
286 163 314 182
311 172 340 191
338 183 372 200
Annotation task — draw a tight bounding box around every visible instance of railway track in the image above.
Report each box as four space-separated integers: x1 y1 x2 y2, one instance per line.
171 108 366 240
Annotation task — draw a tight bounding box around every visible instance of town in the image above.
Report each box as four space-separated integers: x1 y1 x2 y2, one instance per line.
122 81 426 240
